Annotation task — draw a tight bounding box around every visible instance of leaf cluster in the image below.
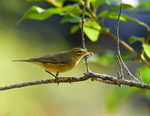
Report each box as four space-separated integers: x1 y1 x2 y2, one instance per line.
19 0 150 60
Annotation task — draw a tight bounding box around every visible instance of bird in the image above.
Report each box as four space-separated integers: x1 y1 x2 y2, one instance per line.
13 48 93 80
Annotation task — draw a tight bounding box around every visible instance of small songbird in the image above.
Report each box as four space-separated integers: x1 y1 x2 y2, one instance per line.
13 48 93 79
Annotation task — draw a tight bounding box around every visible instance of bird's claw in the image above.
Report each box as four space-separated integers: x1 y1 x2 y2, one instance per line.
54 78 60 85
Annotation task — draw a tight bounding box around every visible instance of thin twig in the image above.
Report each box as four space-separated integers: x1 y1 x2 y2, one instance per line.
81 0 87 49
139 70 143 82
116 4 123 56
116 55 124 79
116 4 140 82
81 0 91 72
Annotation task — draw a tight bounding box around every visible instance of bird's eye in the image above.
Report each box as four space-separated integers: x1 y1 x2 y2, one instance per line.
77 50 82 53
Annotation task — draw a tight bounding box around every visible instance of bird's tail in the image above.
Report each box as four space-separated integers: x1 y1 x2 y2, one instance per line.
12 59 31 62
12 58 37 62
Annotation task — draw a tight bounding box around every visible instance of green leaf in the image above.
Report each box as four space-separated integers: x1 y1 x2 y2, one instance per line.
98 11 127 22
122 15 150 31
90 0 110 9
65 4 83 16
18 6 64 23
61 14 82 23
98 11 150 31
98 4 133 17
109 4 133 13
140 66 150 84
129 36 145 44
61 4 90 17
84 19 101 42
144 44 150 58
98 4 135 22
70 25 80 34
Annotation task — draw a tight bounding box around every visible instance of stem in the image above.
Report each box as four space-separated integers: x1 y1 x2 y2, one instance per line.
81 0 91 72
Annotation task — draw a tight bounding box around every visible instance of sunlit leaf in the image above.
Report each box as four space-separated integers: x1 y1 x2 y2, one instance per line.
84 19 101 42
18 6 65 23
140 66 150 84
143 44 150 58
90 0 110 9
129 36 145 44
70 25 80 34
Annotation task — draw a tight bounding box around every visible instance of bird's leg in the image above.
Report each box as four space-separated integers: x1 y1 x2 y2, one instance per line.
55 72 59 78
45 70 57 78
54 72 60 85
45 70 60 85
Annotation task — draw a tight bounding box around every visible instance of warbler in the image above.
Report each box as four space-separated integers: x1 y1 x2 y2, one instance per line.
13 48 93 79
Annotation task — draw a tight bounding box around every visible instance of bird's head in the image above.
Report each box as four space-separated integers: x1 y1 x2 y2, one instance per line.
70 48 93 58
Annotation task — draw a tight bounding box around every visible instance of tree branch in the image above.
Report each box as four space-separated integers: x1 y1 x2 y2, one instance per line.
0 72 150 91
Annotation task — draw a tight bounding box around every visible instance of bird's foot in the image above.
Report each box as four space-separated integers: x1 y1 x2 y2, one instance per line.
54 77 60 85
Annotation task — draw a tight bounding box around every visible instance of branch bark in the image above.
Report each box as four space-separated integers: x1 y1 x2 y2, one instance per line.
0 72 150 91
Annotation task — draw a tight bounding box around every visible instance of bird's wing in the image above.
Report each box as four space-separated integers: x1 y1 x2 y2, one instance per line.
35 54 72 64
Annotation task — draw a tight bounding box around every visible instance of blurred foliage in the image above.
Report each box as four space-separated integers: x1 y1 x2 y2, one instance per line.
1 0 150 116
140 66 150 84
144 44 150 58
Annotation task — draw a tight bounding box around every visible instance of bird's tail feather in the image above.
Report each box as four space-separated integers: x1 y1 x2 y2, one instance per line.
12 59 31 62
12 58 37 62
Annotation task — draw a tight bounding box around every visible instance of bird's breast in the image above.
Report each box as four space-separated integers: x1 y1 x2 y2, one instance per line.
38 60 77 73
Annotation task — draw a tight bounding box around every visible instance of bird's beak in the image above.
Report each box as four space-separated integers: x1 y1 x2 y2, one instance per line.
84 51 93 56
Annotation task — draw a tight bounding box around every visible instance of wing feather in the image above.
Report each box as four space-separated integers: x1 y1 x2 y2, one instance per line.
35 54 72 64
